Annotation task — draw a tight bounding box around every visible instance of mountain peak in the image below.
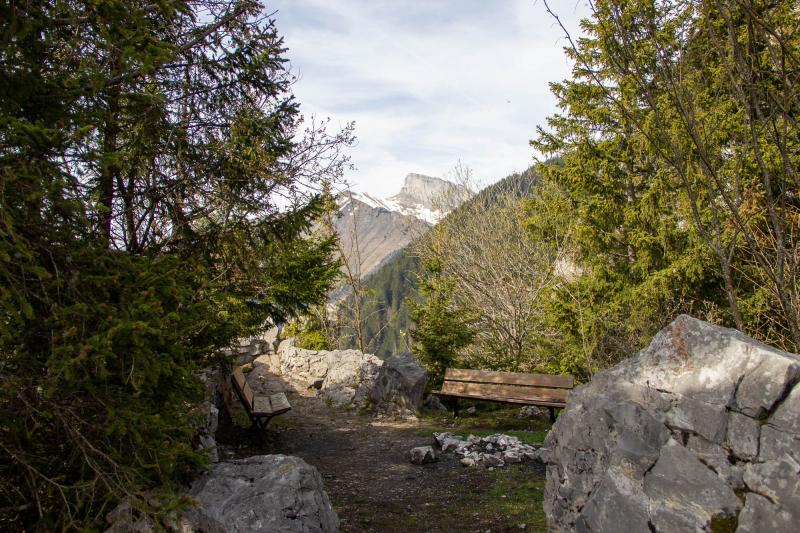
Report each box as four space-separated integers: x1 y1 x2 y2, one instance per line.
330 172 473 286
389 173 471 220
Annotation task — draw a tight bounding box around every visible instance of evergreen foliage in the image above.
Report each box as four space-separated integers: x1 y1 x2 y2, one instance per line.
409 258 476 388
0 1 348 529
337 250 421 357
534 0 800 372
284 314 335 351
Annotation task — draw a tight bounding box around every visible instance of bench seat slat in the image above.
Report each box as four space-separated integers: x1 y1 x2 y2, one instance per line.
252 396 275 416
444 368 574 389
432 390 566 408
269 393 292 415
440 380 569 404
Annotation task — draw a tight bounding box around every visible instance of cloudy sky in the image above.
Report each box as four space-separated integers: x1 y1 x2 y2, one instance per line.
271 0 591 197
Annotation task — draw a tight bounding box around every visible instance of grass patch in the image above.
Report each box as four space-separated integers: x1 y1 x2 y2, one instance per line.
338 464 548 532
481 464 548 530
418 402 553 444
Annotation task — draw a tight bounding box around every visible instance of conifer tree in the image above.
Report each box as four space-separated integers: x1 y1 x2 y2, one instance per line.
533 0 730 371
409 258 475 388
0 1 350 528
537 0 800 361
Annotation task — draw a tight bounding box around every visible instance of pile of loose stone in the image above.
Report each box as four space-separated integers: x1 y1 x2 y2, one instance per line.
410 432 545 468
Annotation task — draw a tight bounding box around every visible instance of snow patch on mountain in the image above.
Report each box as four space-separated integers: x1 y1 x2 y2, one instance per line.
339 173 471 225
330 173 472 287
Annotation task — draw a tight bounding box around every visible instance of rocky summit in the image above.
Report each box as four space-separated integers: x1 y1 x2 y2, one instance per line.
543 314 800 532
332 173 472 283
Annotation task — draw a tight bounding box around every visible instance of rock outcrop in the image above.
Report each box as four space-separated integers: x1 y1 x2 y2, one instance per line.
184 455 339 533
272 341 382 407
543 315 800 532
369 354 427 415
388 173 472 222
240 334 429 415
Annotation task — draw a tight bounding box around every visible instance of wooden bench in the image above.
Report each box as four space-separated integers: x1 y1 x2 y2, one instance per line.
230 368 291 429
432 368 574 422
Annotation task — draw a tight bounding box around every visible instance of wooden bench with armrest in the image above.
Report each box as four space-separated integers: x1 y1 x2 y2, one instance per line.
432 368 574 422
230 368 291 430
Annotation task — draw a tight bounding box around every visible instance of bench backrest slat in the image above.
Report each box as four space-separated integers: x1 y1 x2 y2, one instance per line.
231 368 254 410
444 368 574 389
440 380 569 403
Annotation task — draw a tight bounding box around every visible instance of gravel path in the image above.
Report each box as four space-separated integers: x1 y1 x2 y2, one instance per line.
218 391 547 532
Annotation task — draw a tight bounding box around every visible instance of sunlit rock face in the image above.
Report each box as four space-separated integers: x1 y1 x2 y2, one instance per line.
388 173 472 222
543 315 800 533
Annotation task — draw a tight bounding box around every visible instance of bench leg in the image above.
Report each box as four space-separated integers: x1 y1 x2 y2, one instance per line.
452 398 459 418
249 416 272 431
548 407 556 423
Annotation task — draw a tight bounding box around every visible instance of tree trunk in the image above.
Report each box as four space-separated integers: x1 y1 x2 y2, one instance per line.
99 53 121 246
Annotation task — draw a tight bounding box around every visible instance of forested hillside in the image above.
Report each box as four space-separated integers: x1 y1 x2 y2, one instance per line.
408 0 800 384
334 168 540 358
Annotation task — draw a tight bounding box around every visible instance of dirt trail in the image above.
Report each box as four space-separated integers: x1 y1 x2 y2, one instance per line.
218 391 548 532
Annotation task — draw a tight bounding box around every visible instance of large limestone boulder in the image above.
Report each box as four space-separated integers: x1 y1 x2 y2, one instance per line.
369 354 427 414
276 340 382 407
544 315 800 532
184 455 339 533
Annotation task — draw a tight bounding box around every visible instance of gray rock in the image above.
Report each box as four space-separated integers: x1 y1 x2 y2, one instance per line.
260 325 281 353
768 382 800 434
193 401 220 463
503 451 522 463
743 456 800 512
737 492 797 533
726 411 760 460
518 405 549 420
643 439 741 530
759 422 800 464
369 355 427 413
410 446 438 465
735 351 800 418
184 455 338 532
321 385 356 407
542 315 800 532
423 393 448 411
105 500 154 533
527 448 549 463
433 432 542 468
575 468 651 533
482 453 504 468
665 394 728 443
276 342 382 407
432 432 455 447
460 457 478 467
440 437 463 453
685 434 744 489
465 406 477 416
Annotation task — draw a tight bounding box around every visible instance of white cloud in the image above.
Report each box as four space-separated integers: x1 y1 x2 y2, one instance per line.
272 0 591 197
